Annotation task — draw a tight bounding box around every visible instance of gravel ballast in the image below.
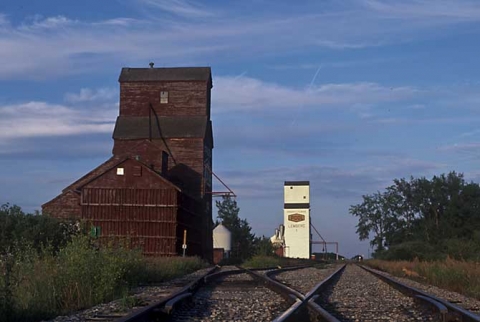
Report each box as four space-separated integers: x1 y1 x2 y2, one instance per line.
171 272 291 321
317 265 435 321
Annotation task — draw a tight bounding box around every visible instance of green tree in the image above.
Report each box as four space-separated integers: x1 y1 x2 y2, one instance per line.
350 172 480 260
253 236 275 256
215 196 255 261
349 192 394 252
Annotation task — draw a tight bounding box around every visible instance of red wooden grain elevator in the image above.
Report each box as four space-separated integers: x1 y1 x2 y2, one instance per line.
43 65 214 260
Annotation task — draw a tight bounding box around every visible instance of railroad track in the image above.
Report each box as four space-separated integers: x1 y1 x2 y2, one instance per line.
112 264 341 321
49 263 480 322
117 265 309 321
307 265 480 322
256 264 480 322
47 266 220 322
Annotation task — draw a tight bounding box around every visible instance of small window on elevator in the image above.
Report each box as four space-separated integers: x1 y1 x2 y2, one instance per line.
160 91 168 104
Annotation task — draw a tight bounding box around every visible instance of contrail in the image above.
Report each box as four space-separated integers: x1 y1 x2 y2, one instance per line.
309 65 322 88
290 65 322 127
234 71 247 80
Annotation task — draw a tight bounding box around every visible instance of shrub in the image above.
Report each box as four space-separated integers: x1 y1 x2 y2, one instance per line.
374 241 444 261
0 235 207 322
441 238 480 261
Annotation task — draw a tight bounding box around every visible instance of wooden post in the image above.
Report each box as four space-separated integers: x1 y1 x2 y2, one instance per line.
182 229 187 257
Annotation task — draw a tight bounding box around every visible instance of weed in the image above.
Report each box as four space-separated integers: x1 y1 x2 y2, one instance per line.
0 236 207 321
365 258 480 300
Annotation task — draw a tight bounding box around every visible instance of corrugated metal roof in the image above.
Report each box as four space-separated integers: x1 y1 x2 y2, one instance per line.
119 67 211 82
113 116 208 140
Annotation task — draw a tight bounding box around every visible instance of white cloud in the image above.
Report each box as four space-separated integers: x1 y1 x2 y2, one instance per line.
439 142 480 152
64 88 117 103
138 0 215 18
363 0 480 20
217 157 442 199
0 0 479 79
0 14 8 26
27 15 74 29
213 76 419 111
0 101 116 140
459 129 480 138
94 18 140 26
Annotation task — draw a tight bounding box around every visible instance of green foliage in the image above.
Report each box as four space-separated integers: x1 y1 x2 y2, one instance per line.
243 255 282 268
0 203 77 255
0 204 79 321
215 196 255 261
253 236 275 256
374 241 442 261
0 235 144 321
142 256 207 284
350 172 480 260
0 205 207 321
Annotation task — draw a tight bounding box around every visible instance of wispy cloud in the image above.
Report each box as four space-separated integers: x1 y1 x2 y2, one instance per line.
363 0 480 20
218 157 442 200
0 101 116 140
213 76 419 111
439 142 480 153
459 129 480 138
0 14 9 26
64 87 117 103
0 0 479 79
93 18 140 26
19 15 75 30
138 0 215 18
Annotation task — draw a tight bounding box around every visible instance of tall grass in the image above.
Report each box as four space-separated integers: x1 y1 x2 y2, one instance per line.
143 256 207 284
243 255 283 268
0 236 207 322
365 258 480 299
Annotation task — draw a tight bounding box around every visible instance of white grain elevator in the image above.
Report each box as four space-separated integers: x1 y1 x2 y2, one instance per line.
283 181 311 259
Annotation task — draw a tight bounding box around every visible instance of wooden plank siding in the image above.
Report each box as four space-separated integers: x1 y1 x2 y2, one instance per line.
81 188 177 206
120 82 210 117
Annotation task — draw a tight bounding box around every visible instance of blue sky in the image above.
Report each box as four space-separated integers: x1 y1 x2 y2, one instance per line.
1 0 480 258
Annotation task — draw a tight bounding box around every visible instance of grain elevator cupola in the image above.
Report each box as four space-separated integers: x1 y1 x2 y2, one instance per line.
43 65 214 260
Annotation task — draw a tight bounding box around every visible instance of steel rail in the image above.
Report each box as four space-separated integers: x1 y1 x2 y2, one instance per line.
274 265 346 322
115 265 220 322
116 265 310 322
242 266 313 322
247 265 346 322
243 267 306 302
303 265 346 322
360 265 480 322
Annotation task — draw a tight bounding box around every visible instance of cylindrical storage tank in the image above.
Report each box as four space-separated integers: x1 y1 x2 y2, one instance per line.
213 223 232 251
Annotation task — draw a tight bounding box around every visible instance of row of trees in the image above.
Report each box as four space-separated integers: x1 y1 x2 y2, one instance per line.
215 196 273 262
350 172 480 260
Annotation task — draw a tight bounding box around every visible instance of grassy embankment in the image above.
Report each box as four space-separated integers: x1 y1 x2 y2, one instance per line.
0 236 206 322
365 258 480 300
